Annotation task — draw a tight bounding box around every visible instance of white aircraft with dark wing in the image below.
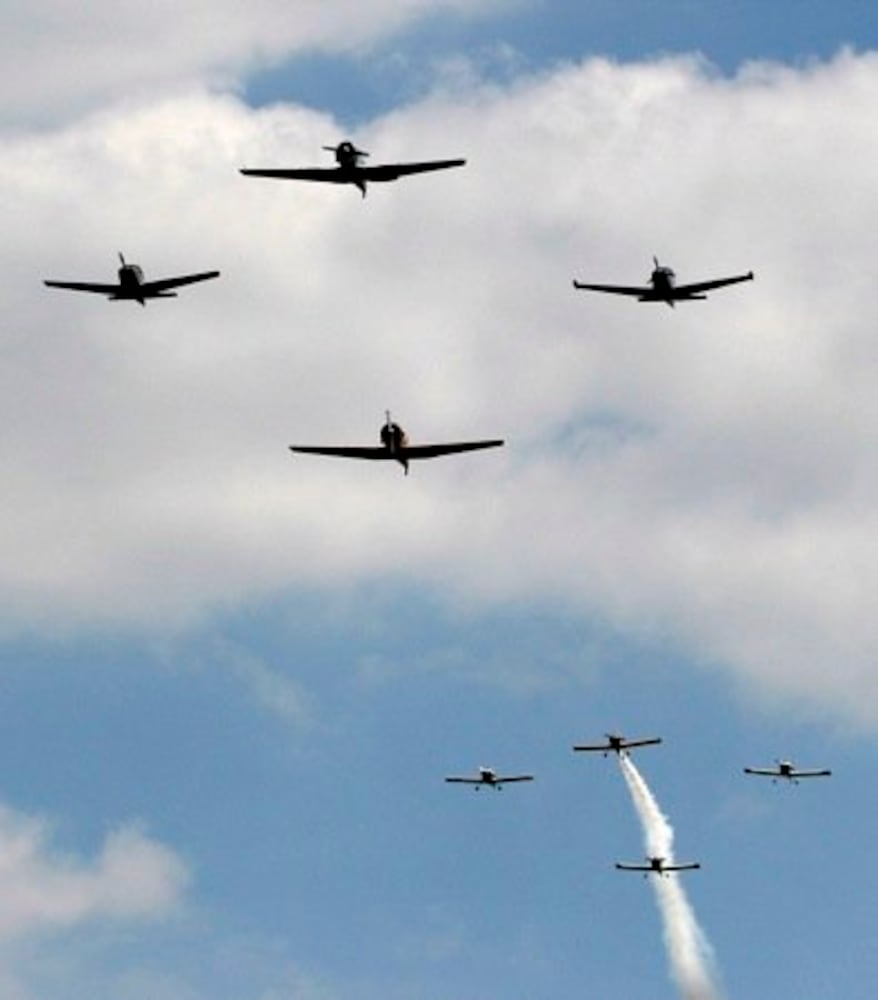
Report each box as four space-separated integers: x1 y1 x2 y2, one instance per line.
743 759 832 784
572 733 662 757
289 412 504 475
44 253 220 306
572 256 754 307
615 856 701 877
241 140 466 197
445 767 534 791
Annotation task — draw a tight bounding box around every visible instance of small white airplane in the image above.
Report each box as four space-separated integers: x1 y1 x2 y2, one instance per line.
572 733 662 757
573 256 753 307
744 760 832 784
445 767 534 790
44 253 220 305
615 856 700 877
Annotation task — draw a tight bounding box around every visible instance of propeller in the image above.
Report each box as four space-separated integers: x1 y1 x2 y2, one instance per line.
119 252 127 267
323 141 369 162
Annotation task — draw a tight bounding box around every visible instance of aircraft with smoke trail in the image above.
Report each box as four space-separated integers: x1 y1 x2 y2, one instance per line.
615 855 701 878
617 754 723 1000
744 759 832 783
572 732 662 756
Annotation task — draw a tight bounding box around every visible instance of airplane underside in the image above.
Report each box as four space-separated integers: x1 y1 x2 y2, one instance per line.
639 292 707 302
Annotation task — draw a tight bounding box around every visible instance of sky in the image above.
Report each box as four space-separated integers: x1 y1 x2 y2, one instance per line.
0 2 877 998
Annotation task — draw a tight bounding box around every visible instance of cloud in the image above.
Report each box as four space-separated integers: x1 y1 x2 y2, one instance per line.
1 0 502 125
212 638 313 727
0 805 188 938
1 50 878 723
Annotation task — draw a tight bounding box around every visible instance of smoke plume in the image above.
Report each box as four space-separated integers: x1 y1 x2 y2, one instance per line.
619 754 723 1000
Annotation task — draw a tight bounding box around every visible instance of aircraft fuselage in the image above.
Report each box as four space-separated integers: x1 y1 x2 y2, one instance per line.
380 420 410 472
645 267 704 305
113 264 146 303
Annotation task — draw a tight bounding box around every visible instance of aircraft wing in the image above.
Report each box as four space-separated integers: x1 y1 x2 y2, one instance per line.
666 862 701 871
572 280 649 297
444 777 486 784
791 769 832 778
240 167 347 182
401 440 504 460
492 775 534 783
615 863 650 871
572 737 661 751
289 440 503 462
44 280 121 295
289 445 391 460
743 767 780 776
142 270 220 294
361 158 466 181
673 271 754 296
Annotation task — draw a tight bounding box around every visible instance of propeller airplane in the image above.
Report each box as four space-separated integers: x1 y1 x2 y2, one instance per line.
615 856 701 877
445 767 534 790
744 760 832 784
44 254 219 305
573 256 753 307
289 412 503 475
241 140 466 197
572 733 662 757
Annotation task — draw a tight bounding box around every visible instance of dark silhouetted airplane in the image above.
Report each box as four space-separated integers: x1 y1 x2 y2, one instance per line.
44 254 219 305
573 733 662 757
616 856 701 877
573 257 753 307
241 141 465 197
289 412 503 475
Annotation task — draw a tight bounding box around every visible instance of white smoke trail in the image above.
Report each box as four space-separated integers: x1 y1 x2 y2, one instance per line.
619 754 723 1000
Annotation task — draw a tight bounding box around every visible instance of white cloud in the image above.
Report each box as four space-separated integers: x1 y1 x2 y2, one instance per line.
213 638 314 727
1 51 877 723
0 0 503 125
0 806 188 937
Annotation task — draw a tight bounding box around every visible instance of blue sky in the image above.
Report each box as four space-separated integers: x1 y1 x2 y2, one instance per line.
1 3 877 1000
246 1 878 123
